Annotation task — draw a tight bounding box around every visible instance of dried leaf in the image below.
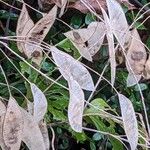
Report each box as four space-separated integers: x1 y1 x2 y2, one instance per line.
39 121 50 150
118 94 138 150
127 74 141 87
51 46 94 91
143 55 150 79
64 29 93 61
68 0 106 14
68 78 84 132
21 108 46 150
106 0 130 46
0 100 9 150
64 21 106 60
126 29 147 77
118 0 135 10
101 8 116 85
31 83 47 123
3 97 23 150
55 0 68 17
87 22 106 56
0 100 6 115
25 5 57 64
27 99 49 149
27 100 34 115
16 4 34 53
53 0 67 7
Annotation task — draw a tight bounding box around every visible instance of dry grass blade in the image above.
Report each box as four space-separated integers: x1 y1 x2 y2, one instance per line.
3 97 23 150
68 78 84 132
118 94 138 150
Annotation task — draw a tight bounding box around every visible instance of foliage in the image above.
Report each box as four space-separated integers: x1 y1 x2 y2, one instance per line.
0 0 150 150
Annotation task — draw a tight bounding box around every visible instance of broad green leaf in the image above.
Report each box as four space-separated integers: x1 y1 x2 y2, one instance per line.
109 137 124 150
71 131 87 142
48 105 67 121
71 14 83 29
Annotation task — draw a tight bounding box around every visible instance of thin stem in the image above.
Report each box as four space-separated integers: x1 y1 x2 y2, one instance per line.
0 41 68 90
84 62 109 108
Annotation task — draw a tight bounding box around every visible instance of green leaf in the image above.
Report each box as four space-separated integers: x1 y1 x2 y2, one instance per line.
109 137 124 150
57 38 73 53
48 105 67 121
92 133 103 141
71 14 83 29
71 131 87 142
20 61 38 82
42 61 55 72
85 98 110 114
146 36 150 49
134 83 148 91
51 98 68 110
57 38 80 59
90 142 96 150
134 22 146 30
85 13 96 25
0 10 18 20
